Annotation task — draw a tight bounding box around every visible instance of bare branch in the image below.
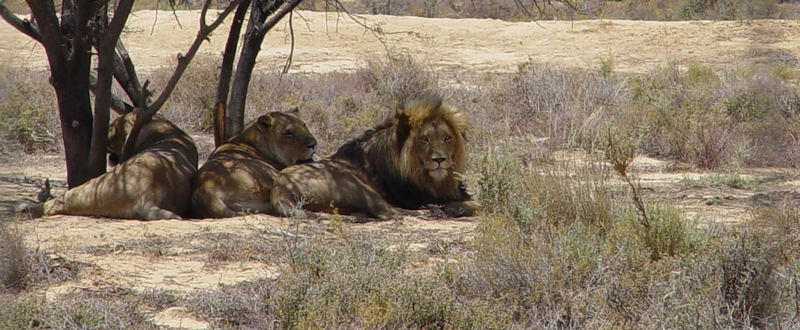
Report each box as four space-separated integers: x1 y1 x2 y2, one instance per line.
280 10 295 78
89 0 136 175
214 0 251 146
257 0 304 34
112 43 144 109
121 0 244 161
324 1 392 55
169 0 184 29
150 0 243 112
107 0 133 40
0 4 42 42
89 73 134 114
25 1 67 61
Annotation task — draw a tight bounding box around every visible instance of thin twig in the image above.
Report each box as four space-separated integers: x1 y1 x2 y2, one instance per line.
169 0 184 29
279 10 295 79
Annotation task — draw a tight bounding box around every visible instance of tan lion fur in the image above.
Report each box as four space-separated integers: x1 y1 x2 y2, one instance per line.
271 94 478 220
191 111 317 218
19 112 198 220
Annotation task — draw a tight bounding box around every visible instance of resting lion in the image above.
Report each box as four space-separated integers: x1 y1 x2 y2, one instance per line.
18 113 198 220
271 94 479 220
191 110 317 218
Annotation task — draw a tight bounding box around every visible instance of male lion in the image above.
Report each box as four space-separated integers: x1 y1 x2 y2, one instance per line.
191 110 317 218
271 94 479 220
18 112 198 220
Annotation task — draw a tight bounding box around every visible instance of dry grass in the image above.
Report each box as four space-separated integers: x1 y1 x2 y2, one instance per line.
4 49 800 326
1 221 84 294
0 289 158 329
0 66 59 154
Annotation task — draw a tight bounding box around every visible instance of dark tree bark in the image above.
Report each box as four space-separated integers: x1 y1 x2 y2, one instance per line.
2 0 241 188
226 0 279 140
225 0 304 139
24 0 97 188
87 0 134 175
214 0 251 146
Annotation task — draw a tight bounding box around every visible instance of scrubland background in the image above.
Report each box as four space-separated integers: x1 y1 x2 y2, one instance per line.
3 1 800 328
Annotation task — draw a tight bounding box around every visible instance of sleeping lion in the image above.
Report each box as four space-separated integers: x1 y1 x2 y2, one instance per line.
17 112 198 220
191 110 317 218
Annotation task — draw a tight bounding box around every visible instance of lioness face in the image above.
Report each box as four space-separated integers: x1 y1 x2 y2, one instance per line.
252 112 317 167
410 120 457 182
107 113 135 166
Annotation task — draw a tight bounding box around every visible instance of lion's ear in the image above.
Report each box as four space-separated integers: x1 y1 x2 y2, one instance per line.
286 107 300 114
257 115 273 129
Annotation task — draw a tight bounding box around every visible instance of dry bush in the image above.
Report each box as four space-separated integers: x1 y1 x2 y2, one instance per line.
455 146 800 327
0 66 60 153
0 290 157 329
186 235 508 328
192 232 274 263
308 0 800 20
0 221 27 293
507 62 627 148
1 221 83 294
629 63 800 168
150 55 220 132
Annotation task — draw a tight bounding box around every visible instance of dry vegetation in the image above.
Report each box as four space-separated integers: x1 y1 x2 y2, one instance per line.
8 0 799 21
3 1 800 326
2 52 800 327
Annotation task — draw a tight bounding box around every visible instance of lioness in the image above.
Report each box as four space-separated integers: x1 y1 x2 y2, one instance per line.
191 110 317 218
18 112 198 220
271 94 479 220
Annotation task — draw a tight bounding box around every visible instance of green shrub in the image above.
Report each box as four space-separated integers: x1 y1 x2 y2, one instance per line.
636 205 699 260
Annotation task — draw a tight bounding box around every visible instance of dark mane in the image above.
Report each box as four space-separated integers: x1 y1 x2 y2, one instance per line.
330 106 468 209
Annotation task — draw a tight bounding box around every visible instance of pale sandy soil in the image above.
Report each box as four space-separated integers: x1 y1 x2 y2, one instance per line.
2 10 800 328
3 11 800 76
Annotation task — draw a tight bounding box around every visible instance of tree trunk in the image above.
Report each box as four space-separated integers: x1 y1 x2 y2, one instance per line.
47 0 96 188
226 0 286 138
215 0 251 145
51 62 95 188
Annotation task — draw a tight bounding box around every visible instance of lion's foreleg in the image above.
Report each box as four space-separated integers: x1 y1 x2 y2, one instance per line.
443 200 480 217
137 198 182 220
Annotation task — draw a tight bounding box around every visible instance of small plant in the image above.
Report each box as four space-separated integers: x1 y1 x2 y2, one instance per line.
709 171 754 189
599 54 615 78
719 233 778 328
602 125 649 228
0 221 28 293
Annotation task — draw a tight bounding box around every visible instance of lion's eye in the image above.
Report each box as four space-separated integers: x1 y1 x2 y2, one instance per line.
419 137 429 143
283 130 294 136
444 136 452 143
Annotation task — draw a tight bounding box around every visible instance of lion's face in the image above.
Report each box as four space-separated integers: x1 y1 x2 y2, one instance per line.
107 113 136 166
396 98 467 188
406 120 458 182
244 111 317 167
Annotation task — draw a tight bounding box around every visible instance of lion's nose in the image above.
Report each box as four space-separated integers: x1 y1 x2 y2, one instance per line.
432 155 446 164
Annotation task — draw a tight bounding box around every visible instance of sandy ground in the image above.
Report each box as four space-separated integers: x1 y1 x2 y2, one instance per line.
2 10 800 77
3 9 800 328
